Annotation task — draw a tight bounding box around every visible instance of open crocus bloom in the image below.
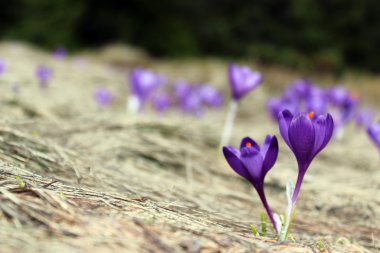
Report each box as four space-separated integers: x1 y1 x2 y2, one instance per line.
223 135 279 234
279 110 334 172
367 122 380 149
228 64 262 101
223 136 278 188
278 109 334 203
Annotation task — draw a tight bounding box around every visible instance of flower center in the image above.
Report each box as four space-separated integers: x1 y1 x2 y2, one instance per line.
245 142 252 147
308 111 314 119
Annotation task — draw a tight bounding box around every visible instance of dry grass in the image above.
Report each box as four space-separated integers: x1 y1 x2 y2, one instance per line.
0 42 379 252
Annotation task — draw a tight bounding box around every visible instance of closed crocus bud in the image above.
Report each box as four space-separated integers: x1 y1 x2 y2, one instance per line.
93 87 113 108
36 65 53 88
228 64 262 101
223 135 279 234
278 110 334 203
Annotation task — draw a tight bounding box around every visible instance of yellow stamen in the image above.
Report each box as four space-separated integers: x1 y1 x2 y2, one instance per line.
308 111 314 120
246 142 252 147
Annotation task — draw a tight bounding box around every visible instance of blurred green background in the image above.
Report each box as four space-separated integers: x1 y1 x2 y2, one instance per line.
1 0 380 72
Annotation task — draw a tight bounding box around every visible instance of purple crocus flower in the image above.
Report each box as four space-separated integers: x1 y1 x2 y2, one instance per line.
129 67 166 102
36 65 53 88
173 82 204 116
278 110 334 203
325 86 358 133
180 88 204 117
153 93 171 113
228 64 262 101
93 87 113 108
223 135 280 234
356 108 375 128
0 59 6 76
53 47 67 59
367 122 380 149
173 81 189 98
197 84 224 108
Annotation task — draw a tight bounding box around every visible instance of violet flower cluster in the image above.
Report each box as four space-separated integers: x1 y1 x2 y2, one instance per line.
128 67 224 116
174 81 223 116
223 109 334 240
267 79 374 136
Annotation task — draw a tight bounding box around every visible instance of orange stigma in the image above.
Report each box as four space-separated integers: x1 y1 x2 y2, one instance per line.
246 142 252 147
308 111 314 120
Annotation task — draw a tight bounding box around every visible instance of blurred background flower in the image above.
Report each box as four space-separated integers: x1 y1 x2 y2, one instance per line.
93 87 113 108
36 65 52 88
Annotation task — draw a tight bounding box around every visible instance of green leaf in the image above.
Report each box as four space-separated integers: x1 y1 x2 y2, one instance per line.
261 213 267 236
288 233 296 242
250 224 259 236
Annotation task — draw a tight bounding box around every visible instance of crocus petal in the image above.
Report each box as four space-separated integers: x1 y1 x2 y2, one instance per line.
288 114 315 170
367 123 380 148
240 148 264 182
260 135 272 157
278 110 294 147
262 136 278 176
223 146 251 180
312 114 334 155
240 137 260 151
228 64 238 99
245 72 262 89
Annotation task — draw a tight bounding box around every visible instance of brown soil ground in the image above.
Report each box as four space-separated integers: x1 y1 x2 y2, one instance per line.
0 42 379 253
